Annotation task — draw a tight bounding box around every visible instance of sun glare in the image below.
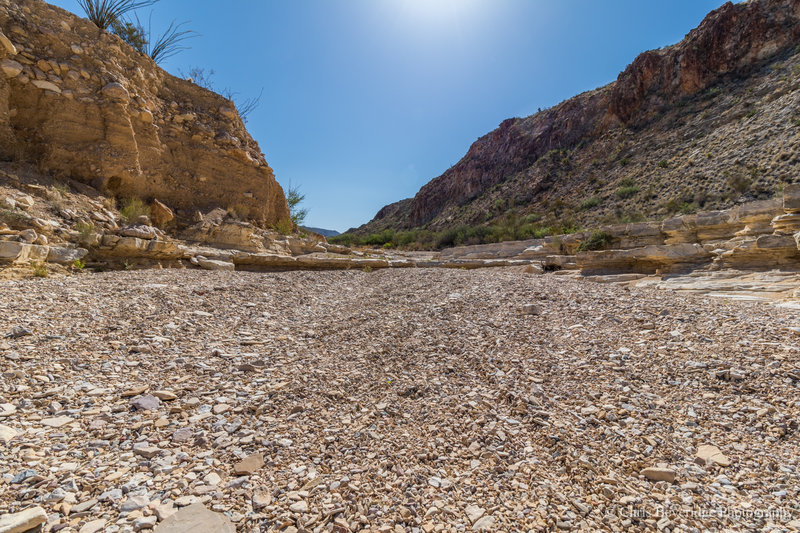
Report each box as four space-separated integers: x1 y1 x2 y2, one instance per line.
395 0 484 25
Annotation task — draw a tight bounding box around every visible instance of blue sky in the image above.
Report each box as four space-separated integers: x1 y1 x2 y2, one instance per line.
50 0 727 232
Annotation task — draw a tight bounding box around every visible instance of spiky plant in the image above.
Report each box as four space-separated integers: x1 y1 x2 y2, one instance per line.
145 17 197 63
76 0 158 30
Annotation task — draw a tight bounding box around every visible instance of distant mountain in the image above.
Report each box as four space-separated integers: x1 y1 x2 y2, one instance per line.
302 226 341 237
352 0 800 239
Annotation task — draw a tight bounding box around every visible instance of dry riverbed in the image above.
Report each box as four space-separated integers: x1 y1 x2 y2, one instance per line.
1 268 799 532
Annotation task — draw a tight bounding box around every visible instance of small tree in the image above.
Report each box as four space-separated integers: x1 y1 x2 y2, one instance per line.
286 185 308 226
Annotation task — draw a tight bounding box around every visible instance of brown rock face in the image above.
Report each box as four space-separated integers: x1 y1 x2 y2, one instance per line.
0 0 289 225
359 0 800 232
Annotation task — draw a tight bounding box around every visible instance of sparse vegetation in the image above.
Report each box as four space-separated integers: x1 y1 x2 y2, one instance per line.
119 197 150 224
615 185 640 199
31 262 48 278
77 0 157 31
576 230 612 252
180 67 263 123
274 218 293 236
579 197 601 210
331 214 581 251
287 185 308 226
75 221 95 239
227 204 250 220
73 259 86 271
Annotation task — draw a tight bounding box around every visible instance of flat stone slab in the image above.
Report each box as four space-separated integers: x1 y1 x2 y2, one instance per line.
0 506 47 533
153 503 234 533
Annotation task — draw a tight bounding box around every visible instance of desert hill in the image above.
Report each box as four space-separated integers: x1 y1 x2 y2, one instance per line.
351 0 800 246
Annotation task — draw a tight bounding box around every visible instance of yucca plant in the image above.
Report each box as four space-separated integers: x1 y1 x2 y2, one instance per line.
76 0 158 30
146 18 196 63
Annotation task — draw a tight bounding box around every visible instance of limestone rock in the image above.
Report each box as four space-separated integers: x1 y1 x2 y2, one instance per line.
120 225 158 240
641 467 676 483
0 32 17 55
31 79 61 94
153 503 234 533
695 444 730 467
101 82 130 103
47 246 88 265
0 506 47 533
150 199 175 227
233 453 264 476
0 424 18 444
1 59 23 78
196 256 235 271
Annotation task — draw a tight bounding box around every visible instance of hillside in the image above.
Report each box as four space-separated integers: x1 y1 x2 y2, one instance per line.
351 0 800 245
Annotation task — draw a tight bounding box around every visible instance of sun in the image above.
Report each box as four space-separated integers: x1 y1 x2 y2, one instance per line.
394 0 484 25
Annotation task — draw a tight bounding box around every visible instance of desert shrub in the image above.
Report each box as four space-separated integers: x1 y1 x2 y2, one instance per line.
616 186 640 199
111 16 147 52
727 173 752 194
577 230 612 252
75 221 95 239
73 259 86 271
579 197 601 210
619 157 631 166
119 197 150 224
657 159 668 168
274 218 293 235
32 262 48 278
227 204 250 220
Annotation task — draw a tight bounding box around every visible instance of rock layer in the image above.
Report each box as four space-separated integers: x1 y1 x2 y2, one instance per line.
0 0 289 225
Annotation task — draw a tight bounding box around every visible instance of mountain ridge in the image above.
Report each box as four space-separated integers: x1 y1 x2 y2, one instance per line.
351 0 800 241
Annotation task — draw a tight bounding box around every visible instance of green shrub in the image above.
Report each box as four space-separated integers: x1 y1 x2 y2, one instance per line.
75 221 95 239
119 198 150 224
73 259 86 271
657 159 668 168
577 230 612 252
32 262 48 278
616 186 640 199
579 197 601 210
274 218 293 235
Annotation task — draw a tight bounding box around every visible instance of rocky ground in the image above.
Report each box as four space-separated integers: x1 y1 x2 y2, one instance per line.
1 268 799 533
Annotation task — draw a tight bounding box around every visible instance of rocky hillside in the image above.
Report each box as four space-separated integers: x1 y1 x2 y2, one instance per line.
355 0 800 237
0 0 289 225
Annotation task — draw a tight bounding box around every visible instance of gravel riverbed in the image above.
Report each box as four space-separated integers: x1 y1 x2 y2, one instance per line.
1 268 799 532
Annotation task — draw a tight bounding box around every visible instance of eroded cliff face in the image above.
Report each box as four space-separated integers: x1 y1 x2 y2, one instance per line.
0 0 289 225
359 0 800 233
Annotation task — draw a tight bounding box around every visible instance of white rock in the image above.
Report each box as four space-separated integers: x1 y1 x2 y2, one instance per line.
0 424 18 444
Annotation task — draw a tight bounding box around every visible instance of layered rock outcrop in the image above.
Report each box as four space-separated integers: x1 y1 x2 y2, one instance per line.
0 0 289 225
356 0 800 234
440 185 800 275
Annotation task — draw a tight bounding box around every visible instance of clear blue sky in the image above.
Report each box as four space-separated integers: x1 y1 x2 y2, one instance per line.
50 0 727 232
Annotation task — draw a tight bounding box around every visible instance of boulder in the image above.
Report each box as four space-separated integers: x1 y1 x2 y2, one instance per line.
150 199 175 227
101 82 130 103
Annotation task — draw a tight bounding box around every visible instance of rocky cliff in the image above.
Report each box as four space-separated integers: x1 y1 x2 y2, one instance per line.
356 0 800 235
0 0 289 225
